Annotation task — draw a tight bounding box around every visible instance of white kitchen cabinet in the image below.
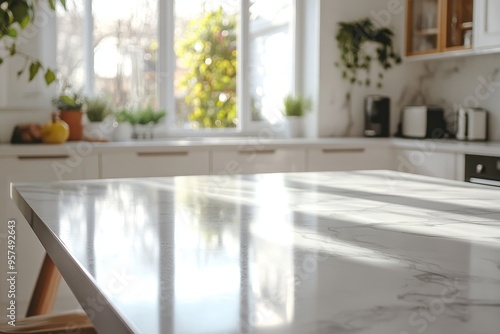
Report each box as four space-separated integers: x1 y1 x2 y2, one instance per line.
473 0 500 50
101 150 210 178
0 154 99 316
455 153 465 181
307 147 394 172
394 149 457 180
211 148 306 175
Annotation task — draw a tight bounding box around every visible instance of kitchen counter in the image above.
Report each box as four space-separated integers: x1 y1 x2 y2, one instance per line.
391 138 500 156
1 137 500 157
11 170 500 333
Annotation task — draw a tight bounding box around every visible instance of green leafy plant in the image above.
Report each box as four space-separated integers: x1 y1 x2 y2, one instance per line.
84 96 112 122
335 18 402 91
52 86 83 111
283 95 312 117
136 107 166 125
176 7 237 128
114 109 132 123
0 0 66 85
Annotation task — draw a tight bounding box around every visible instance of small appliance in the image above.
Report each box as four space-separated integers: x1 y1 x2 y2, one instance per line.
401 105 447 139
364 95 390 137
456 107 488 141
465 154 500 187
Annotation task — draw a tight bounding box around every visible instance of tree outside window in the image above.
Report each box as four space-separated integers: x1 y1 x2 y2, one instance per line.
175 7 238 129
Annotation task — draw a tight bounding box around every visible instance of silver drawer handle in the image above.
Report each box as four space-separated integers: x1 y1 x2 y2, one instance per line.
137 152 189 157
321 148 365 154
17 155 70 160
238 149 276 155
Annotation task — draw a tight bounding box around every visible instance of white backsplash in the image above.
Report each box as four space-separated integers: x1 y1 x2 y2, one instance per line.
422 54 500 141
0 110 50 143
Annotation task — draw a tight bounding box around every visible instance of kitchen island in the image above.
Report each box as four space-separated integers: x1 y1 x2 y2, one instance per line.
11 170 500 333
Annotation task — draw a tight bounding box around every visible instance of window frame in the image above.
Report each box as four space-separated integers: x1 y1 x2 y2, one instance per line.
78 0 299 136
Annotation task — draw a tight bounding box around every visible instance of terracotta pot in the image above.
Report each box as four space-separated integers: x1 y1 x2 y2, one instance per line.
59 110 83 141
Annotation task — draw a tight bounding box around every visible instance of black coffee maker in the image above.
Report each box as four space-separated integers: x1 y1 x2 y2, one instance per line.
364 95 390 137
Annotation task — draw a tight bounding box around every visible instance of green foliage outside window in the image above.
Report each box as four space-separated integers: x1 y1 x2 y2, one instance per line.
176 7 237 128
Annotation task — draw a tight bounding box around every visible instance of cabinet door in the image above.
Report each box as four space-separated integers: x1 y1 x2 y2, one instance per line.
406 0 442 55
101 150 210 178
211 148 306 175
406 0 474 56
0 154 99 316
307 147 394 172
444 0 473 51
394 150 456 179
473 0 500 49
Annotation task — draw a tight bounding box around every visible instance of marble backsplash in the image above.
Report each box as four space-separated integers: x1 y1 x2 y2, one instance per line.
336 53 500 141
423 55 500 141
402 55 500 140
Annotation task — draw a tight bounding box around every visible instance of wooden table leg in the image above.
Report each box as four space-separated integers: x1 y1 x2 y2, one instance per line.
26 253 61 317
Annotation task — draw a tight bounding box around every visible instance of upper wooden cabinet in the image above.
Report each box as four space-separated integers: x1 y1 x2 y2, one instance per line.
406 0 474 56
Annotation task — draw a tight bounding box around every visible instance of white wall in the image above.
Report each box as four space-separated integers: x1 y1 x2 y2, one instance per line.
315 0 424 137
0 111 50 143
0 2 56 143
423 55 500 141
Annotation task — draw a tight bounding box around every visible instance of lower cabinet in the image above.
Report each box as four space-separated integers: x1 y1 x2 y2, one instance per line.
393 149 457 180
211 148 306 174
100 150 210 178
307 147 394 171
0 154 99 316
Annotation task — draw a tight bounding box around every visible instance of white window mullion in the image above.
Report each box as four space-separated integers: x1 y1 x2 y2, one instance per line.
238 0 250 133
159 0 175 129
293 0 301 95
84 0 94 96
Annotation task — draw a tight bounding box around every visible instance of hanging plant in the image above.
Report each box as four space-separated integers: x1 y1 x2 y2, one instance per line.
0 0 66 85
335 18 402 92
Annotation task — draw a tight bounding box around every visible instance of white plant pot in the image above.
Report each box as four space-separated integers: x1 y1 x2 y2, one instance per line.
285 116 304 137
84 121 115 141
113 123 133 141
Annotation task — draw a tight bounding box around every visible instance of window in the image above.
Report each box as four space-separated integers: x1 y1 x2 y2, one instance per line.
57 0 295 133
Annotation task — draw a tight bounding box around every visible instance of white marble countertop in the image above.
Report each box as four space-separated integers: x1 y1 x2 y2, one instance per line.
11 170 500 333
1 137 500 157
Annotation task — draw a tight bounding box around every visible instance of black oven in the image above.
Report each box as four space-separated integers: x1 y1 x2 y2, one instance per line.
465 154 500 187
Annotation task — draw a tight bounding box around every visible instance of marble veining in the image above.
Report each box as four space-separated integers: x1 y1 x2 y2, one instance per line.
11 170 500 334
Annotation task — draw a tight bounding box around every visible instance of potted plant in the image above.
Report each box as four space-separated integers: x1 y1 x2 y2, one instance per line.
335 18 402 136
112 109 134 141
83 96 113 141
52 89 84 141
283 94 311 137
135 108 166 139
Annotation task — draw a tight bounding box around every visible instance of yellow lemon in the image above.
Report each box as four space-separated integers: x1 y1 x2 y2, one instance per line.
41 113 70 144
